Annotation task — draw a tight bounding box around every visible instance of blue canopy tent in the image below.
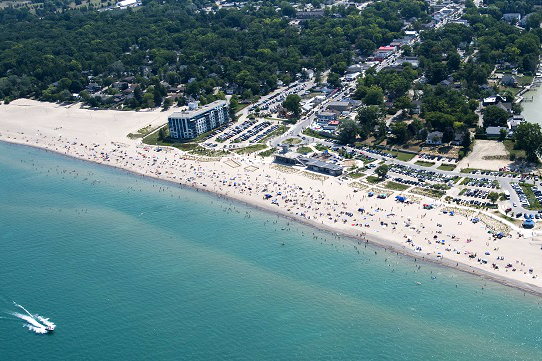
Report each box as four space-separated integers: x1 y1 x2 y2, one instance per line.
523 218 535 229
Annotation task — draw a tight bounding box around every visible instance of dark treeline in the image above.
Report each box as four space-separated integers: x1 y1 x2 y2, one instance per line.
0 0 427 105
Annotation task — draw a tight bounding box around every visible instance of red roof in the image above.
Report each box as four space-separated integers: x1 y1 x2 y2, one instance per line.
378 46 396 51
328 120 340 125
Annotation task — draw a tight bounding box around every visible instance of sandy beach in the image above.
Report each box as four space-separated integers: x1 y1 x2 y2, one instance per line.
2 99 542 295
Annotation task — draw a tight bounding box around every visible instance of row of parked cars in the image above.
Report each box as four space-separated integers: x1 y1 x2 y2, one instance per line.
471 170 540 182
452 198 494 208
418 153 458 163
511 182 530 208
249 82 307 113
462 189 489 199
250 124 280 143
463 177 500 189
388 164 456 186
216 119 258 141
200 124 229 142
233 121 271 142
391 177 424 187
358 146 398 159
531 186 542 206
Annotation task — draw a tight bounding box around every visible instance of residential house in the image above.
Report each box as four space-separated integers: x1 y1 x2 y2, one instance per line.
450 19 469 26
296 10 325 19
482 95 506 106
450 131 465 146
323 120 340 131
501 74 518 87
86 83 101 93
326 101 350 112
486 126 507 137
426 131 444 145
317 111 337 122
503 13 522 23
374 46 396 60
496 101 512 114
507 115 525 130
520 13 536 26
411 100 422 115
346 64 364 74
395 56 419 68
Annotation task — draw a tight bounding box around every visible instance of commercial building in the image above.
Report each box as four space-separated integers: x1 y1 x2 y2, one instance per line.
273 152 343 176
374 46 396 60
168 100 229 140
326 101 350 112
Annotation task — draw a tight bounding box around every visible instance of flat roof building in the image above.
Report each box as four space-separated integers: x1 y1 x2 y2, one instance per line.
273 153 343 176
327 101 350 112
168 100 229 140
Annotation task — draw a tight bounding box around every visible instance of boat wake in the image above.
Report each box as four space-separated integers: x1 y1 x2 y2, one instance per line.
10 302 56 334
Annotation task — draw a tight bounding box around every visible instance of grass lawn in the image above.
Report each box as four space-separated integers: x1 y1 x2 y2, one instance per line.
189 146 229 157
348 172 364 179
411 187 446 198
389 150 416 161
415 160 436 167
283 138 302 145
143 128 230 156
302 128 335 140
500 86 521 96
128 124 156 139
517 75 534 86
258 147 277 157
258 125 289 143
503 139 526 160
437 164 456 171
314 143 329 151
494 210 521 224
385 181 409 191
143 128 200 151
234 103 250 113
366 175 383 184
297 146 313 154
235 144 268 154
519 184 542 210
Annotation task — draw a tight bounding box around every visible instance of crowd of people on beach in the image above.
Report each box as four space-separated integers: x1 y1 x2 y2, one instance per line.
1 128 541 291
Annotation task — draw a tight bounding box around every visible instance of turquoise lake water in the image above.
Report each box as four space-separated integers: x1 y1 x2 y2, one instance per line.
2 141 542 360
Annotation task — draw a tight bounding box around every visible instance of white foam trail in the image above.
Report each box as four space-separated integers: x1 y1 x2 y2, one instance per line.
11 312 46 330
13 302 35 318
24 324 48 334
11 302 55 333
36 315 55 328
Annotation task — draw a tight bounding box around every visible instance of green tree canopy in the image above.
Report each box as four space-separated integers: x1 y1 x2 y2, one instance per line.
337 119 360 144
515 122 542 162
282 94 301 117
375 164 389 179
483 105 510 127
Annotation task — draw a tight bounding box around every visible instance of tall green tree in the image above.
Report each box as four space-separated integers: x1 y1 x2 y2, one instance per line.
337 119 360 144
515 122 542 162
282 94 301 117
375 164 389 179
483 105 510 127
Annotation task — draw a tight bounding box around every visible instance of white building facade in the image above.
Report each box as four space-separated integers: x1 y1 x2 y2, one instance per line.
168 100 229 140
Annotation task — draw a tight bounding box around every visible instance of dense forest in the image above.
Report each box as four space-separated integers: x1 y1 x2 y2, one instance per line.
0 0 428 106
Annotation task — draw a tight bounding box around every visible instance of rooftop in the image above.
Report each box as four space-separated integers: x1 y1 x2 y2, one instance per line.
169 100 227 119
299 157 343 171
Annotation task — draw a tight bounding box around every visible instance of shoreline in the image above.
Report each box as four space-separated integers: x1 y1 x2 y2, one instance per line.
3 137 542 298
520 55 542 123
